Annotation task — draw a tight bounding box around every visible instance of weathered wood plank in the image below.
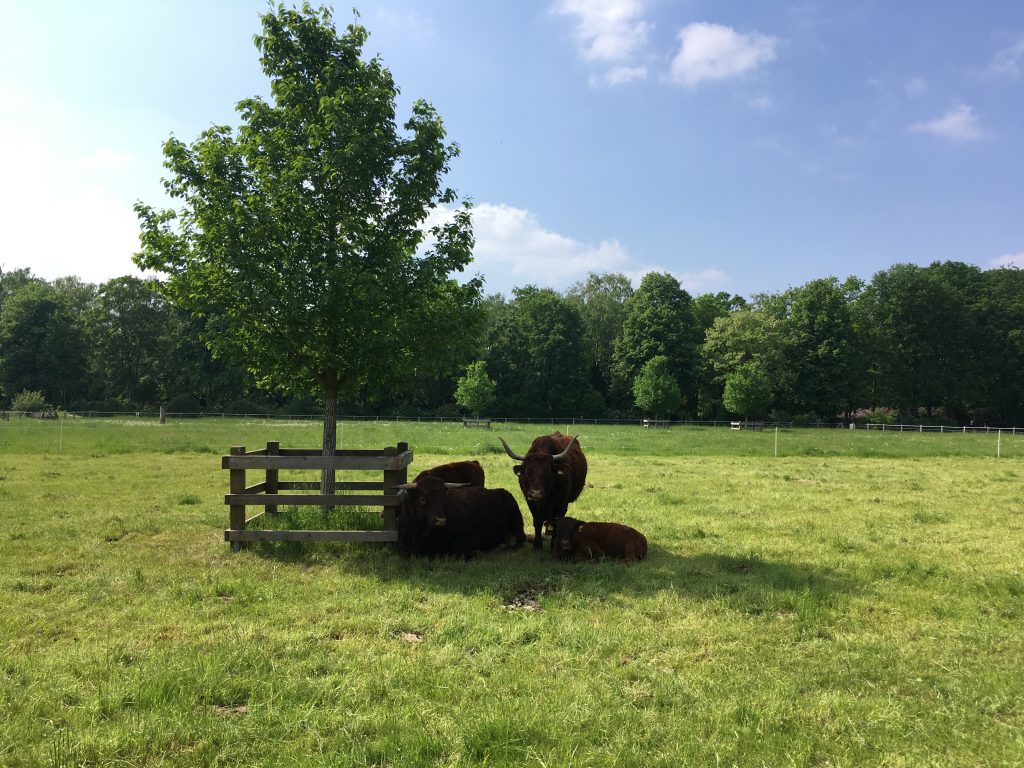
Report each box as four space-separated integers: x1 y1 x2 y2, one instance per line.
276 448 410 457
381 442 408 533
265 441 279 516
244 481 267 494
228 446 247 552
222 453 413 471
276 481 385 491
225 529 398 542
225 493 401 507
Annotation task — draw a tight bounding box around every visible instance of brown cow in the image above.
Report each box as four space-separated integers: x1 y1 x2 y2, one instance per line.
499 432 587 550
413 459 485 487
553 516 647 564
397 474 525 559
396 460 485 556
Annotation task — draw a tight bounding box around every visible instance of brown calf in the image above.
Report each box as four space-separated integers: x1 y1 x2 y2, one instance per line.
553 516 647 564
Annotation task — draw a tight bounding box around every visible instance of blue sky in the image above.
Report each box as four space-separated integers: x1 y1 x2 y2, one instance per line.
1 1 1022 299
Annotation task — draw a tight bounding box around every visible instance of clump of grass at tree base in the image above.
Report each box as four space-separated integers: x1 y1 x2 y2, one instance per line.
0 423 1021 766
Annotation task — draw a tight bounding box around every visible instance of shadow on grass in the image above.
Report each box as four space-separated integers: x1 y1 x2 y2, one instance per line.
248 533 854 610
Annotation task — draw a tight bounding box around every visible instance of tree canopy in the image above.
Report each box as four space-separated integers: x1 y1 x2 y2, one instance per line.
2 258 1022 428
632 355 682 419
454 361 496 417
134 5 482 488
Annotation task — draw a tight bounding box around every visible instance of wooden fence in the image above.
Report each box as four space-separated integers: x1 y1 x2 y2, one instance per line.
222 441 413 551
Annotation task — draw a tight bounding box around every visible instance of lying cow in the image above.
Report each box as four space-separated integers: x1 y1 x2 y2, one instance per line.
396 474 525 559
499 432 587 551
552 516 647 564
395 460 485 555
413 459 485 487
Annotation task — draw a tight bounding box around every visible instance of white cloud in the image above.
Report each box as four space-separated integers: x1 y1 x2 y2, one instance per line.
426 203 730 297
554 0 649 63
987 38 1024 79
600 65 648 86
670 22 777 86
990 252 1024 269
909 104 984 141
470 203 632 292
677 268 730 294
621 266 731 296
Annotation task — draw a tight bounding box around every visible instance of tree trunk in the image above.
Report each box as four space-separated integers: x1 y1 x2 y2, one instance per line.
320 383 338 500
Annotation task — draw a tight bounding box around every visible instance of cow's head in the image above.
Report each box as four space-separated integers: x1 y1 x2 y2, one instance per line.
554 516 584 557
499 435 577 502
396 475 468 528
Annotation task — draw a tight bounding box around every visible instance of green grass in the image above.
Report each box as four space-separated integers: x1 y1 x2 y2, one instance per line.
1 414 1021 459
1 421 1022 766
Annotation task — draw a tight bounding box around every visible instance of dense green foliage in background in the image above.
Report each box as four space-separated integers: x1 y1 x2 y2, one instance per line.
1 419 1021 766
4 260 1022 426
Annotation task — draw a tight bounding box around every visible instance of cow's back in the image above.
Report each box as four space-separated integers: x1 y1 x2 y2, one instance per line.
416 459 485 487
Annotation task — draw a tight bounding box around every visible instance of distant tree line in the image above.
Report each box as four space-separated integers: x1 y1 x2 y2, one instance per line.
1 261 1022 426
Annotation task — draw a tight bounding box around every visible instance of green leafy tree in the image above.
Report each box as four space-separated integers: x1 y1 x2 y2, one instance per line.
0 268 43 316
974 267 1024 424
859 263 977 419
10 389 49 413
612 272 699 414
632 355 682 419
486 287 590 417
135 5 481 493
88 277 167 406
454 360 496 417
722 362 773 420
702 308 789 405
0 282 88 408
692 291 747 418
566 272 633 405
777 277 863 419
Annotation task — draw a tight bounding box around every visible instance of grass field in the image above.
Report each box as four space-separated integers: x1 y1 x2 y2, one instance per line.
1 419 1022 766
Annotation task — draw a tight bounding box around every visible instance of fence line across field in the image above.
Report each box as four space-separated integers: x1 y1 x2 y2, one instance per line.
1 412 1020 461
2 410 1022 435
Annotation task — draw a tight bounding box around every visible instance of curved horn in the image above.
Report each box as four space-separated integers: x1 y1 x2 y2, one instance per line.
444 482 470 488
552 435 579 461
498 436 527 461
394 482 418 490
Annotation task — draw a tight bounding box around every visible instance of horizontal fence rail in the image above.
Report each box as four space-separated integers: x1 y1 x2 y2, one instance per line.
3 410 1020 434
223 441 413 551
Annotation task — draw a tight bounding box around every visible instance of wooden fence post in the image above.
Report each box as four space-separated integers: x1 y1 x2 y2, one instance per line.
381 442 409 535
266 441 279 516
229 446 247 552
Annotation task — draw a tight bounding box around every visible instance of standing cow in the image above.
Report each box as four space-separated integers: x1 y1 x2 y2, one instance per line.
499 432 587 550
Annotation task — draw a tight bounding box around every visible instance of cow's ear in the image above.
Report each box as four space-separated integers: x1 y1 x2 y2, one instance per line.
512 465 523 476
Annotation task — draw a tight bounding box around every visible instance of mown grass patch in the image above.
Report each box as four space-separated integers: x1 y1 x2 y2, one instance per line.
0 426 1021 766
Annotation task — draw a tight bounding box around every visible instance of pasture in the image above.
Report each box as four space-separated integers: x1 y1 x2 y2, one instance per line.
1 418 1022 766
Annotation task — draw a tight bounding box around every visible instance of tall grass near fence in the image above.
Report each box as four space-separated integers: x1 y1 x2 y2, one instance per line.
0 422 1022 766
